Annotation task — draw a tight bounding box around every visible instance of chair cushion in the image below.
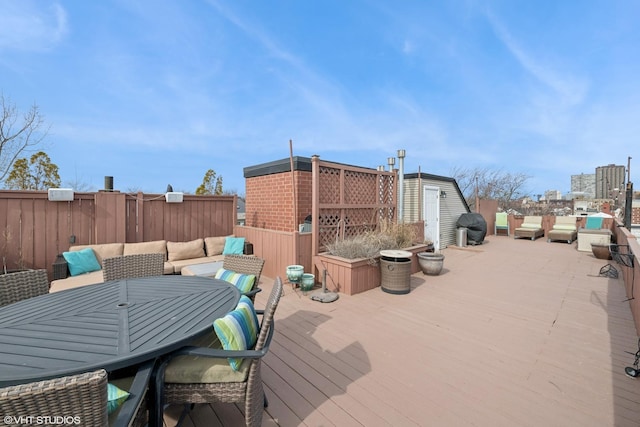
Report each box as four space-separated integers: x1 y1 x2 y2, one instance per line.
164 344 250 384
215 268 256 294
213 295 259 371
63 248 101 276
553 224 577 231
222 237 245 255
585 217 604 229
520 222 542 229
107 382 130 414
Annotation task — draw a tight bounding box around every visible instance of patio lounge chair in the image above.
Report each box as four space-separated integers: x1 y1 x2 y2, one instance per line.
495 212 509 236
547 216 577 244
514 216 544 241
103 253 165 282
0 269 49 307
156 277 284 427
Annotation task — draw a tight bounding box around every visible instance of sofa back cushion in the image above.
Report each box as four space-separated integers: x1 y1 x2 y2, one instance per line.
167 238 205 261
70 243 124 267
123 240 168 261
204 235 233 257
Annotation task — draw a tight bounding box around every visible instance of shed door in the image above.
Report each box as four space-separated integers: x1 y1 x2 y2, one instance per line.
423 186 440 250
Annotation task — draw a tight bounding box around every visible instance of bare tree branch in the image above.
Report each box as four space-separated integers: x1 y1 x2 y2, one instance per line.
0 94 50 184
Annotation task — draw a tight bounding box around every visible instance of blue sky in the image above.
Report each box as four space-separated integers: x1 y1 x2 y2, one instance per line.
1 0 639 196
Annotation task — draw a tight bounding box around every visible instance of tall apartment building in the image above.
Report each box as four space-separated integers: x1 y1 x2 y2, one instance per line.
570 173 595 199
595 164 625 199
544 190 562 200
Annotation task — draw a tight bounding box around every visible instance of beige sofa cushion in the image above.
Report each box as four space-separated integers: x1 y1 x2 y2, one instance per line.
124 240 167 261
70 243 124 267
167 238 205 262
50 270 104 292
205 236 233 257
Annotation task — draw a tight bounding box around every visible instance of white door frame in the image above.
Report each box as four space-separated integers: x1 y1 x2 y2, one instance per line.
423 185 441 250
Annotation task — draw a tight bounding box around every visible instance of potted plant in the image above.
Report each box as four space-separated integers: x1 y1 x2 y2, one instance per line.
318 220 428 295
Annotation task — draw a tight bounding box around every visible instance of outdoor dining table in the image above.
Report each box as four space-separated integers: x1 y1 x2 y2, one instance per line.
0 275 240 424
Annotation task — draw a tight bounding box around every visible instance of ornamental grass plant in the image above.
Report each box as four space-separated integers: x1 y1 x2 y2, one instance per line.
326 220 418 260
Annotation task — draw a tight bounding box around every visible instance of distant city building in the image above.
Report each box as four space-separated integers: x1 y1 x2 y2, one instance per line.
570 173 595 199
544 190 562 201
595 164 625 199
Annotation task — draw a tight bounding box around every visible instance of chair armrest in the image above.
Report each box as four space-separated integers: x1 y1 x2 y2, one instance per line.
111 359 155 427
176 345 269 360
244 287 262 298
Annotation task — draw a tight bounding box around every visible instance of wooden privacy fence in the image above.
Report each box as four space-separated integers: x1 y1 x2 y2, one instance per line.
0 190 237 278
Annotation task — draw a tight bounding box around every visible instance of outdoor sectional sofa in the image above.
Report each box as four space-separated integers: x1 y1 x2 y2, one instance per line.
50 236 250 292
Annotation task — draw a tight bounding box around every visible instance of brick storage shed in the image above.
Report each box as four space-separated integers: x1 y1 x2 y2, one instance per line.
243 156 313 232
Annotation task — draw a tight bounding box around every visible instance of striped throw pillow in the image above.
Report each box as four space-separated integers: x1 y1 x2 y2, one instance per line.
213 295 260 371
215 268 256 294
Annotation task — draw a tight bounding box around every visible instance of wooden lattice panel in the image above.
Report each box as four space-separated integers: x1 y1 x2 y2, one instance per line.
344 170 377 204
315 160 396 253
319 166 340 204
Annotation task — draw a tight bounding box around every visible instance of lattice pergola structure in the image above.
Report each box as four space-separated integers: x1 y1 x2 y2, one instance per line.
311 156 396 255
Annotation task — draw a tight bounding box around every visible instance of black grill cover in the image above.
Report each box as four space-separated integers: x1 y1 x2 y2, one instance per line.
456 213 487 245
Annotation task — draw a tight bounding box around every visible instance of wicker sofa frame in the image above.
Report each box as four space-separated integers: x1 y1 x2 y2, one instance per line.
0 269 49 307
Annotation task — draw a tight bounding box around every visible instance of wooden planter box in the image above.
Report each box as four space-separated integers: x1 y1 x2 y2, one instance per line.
315 244 428 295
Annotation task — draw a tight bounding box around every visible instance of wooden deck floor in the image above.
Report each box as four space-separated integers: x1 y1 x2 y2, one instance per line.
164 235 640 426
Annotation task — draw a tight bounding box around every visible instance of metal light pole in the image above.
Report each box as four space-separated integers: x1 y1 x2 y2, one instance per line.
397 149 406 223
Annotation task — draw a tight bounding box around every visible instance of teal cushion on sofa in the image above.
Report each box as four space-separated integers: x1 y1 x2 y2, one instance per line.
213 295 259 371
62 248 101 276
222 237 245 255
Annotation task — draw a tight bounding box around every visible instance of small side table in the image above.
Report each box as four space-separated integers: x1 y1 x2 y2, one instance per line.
181 261 224 278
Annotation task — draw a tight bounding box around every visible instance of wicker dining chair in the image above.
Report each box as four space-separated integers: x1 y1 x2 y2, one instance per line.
0 364 153 427
156 276 284 427
222 254 265 301
103 253 165 282
0 269 49 307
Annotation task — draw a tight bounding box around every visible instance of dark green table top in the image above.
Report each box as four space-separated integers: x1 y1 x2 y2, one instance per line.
0 275 239 387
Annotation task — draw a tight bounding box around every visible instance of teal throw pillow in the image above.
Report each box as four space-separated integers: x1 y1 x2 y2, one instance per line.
107 383 130 415
62 248 101 276
222 237 245 255
213 295 259 371
215 267 256 294
585 217 603 229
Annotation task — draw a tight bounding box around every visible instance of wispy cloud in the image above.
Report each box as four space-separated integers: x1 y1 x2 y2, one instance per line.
0 2 68 51
486 11 588 107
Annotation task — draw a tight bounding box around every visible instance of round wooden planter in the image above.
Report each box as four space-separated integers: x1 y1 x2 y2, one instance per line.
591 243 611 260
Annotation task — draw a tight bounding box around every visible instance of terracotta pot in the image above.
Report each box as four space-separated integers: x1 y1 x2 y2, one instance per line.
591 244 611 260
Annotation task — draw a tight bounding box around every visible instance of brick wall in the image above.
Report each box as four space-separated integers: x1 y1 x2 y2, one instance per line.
633 206 640 225
245 170 312 231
